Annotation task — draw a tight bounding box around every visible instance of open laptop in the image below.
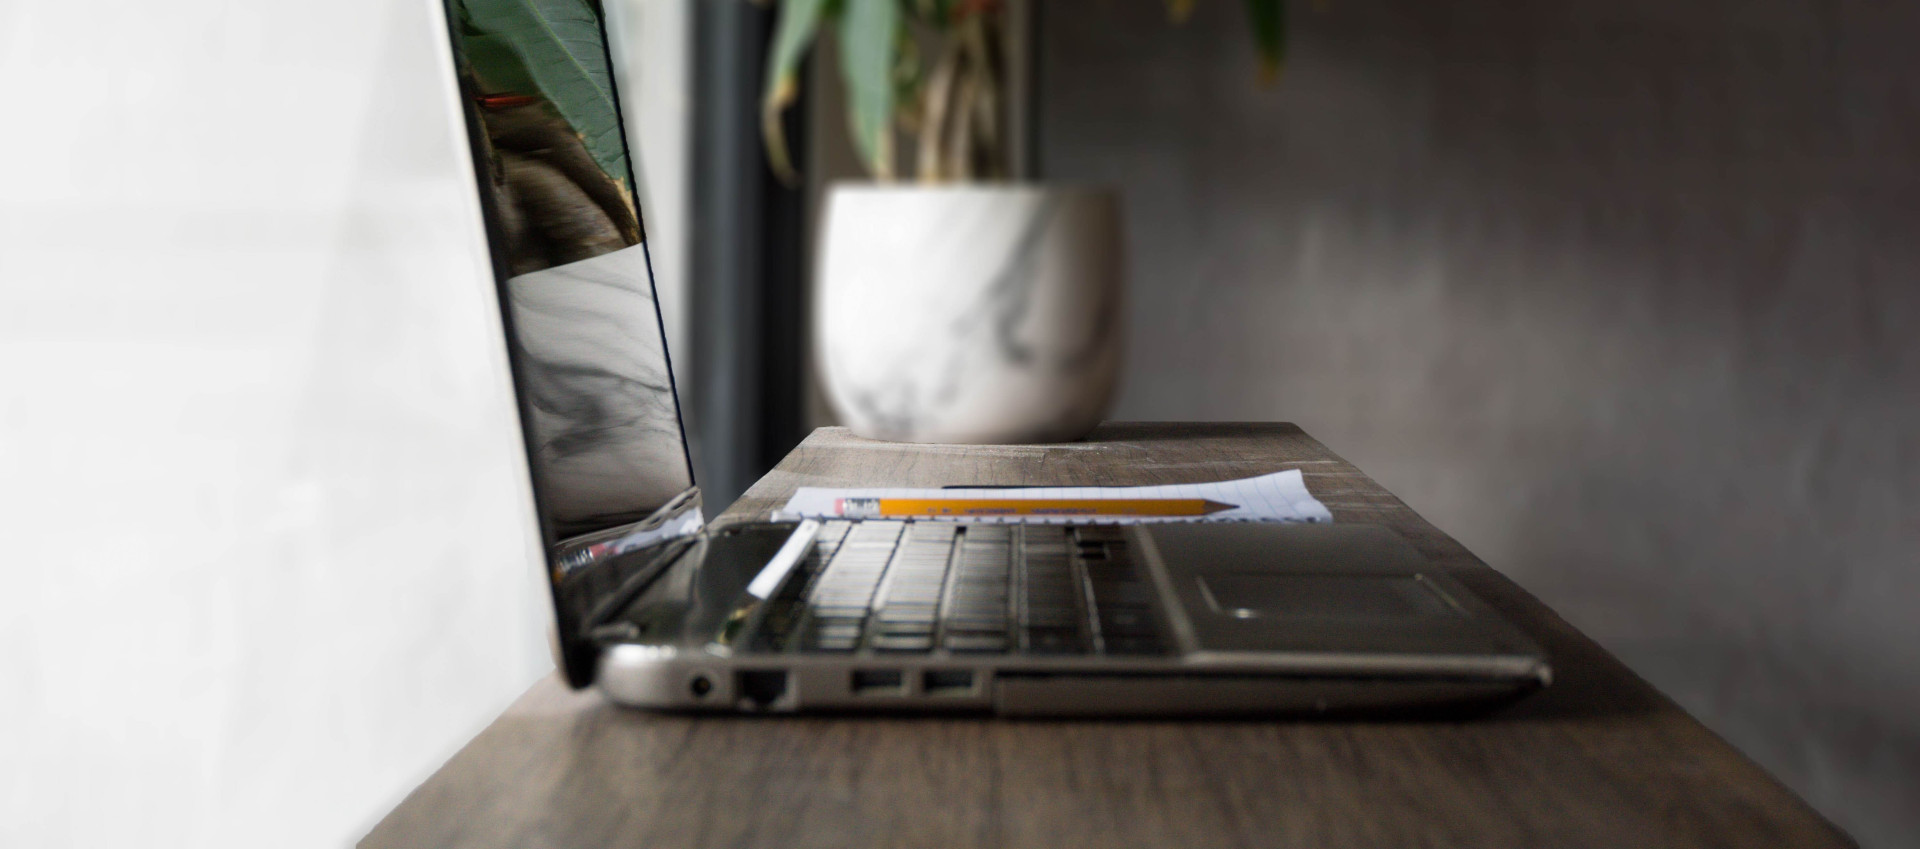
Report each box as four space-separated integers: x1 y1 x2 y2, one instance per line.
435 0 1549 715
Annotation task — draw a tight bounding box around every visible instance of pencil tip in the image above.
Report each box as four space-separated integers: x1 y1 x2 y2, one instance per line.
1203 500 1239 514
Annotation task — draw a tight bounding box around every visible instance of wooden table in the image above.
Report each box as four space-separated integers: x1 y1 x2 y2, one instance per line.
362 423 1852 848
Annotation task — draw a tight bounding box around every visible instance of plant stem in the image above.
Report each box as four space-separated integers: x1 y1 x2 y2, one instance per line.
917 34 962 182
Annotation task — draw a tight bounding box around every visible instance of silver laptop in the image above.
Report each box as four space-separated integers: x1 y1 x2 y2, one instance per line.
436 0 1549 716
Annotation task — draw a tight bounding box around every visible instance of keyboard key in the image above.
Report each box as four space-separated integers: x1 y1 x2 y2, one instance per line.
877 628 935 643
944 632 1009 653
1028 610 1076 629
873 634 935 652
1024 627 1086 654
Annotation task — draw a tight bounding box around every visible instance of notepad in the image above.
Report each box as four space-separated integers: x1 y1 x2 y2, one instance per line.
772 469 1332 525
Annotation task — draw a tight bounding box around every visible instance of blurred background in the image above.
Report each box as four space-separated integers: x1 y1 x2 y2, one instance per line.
1 0 1913 847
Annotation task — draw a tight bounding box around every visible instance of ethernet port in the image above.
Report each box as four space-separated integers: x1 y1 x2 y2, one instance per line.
737 670 789 709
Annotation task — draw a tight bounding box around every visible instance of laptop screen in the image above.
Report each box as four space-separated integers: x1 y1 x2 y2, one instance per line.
441 0 694 543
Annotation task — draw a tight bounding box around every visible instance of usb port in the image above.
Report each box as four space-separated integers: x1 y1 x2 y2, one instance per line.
922 669 975 695
851 669 906 695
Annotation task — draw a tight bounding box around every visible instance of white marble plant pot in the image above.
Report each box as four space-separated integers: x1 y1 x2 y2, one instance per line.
817 185 1124 444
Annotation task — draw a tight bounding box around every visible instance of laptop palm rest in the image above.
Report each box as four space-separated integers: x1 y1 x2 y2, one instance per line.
1142 523 1533 658
988 523 1548 716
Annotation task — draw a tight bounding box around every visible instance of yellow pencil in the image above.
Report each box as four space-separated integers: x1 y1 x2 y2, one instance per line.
835 497 1238 518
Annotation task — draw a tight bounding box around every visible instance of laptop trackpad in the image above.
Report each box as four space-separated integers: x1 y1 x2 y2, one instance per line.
1144 522 1500 654
1196 572 1459 622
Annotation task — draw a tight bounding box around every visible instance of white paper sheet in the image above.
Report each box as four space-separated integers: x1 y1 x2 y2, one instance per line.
772 469 1333 524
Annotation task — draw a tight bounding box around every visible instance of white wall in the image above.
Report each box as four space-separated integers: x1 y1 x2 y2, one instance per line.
0 0 561 845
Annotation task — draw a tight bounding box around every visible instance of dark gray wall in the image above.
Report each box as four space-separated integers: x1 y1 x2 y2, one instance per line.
1039 1 1919 845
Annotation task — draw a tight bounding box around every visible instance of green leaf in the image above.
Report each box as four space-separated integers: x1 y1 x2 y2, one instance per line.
762 0 832 184
838 0 902 177
1243 0 1286 84
457 14 541 98
460 0 630 188
904 0 951 27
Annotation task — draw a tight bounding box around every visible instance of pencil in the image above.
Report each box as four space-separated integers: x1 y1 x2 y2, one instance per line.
835 497 1239 518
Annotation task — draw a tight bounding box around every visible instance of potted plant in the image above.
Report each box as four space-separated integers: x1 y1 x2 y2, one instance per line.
764 0 1284 443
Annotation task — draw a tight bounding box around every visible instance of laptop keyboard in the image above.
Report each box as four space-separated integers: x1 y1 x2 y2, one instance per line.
751 522 1167 656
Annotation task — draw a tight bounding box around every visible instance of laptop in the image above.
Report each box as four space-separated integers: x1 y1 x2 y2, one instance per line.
435 0 1550 715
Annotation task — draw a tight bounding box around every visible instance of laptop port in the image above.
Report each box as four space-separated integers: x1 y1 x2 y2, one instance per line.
688 673 714 699
737 670 788 709
851 669 906 695
922 669 976 695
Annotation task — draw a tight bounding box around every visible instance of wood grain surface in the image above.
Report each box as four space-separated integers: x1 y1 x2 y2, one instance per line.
361 423 1853 849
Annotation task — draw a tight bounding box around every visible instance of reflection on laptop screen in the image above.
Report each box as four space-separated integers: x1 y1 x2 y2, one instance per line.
443 0 693 539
